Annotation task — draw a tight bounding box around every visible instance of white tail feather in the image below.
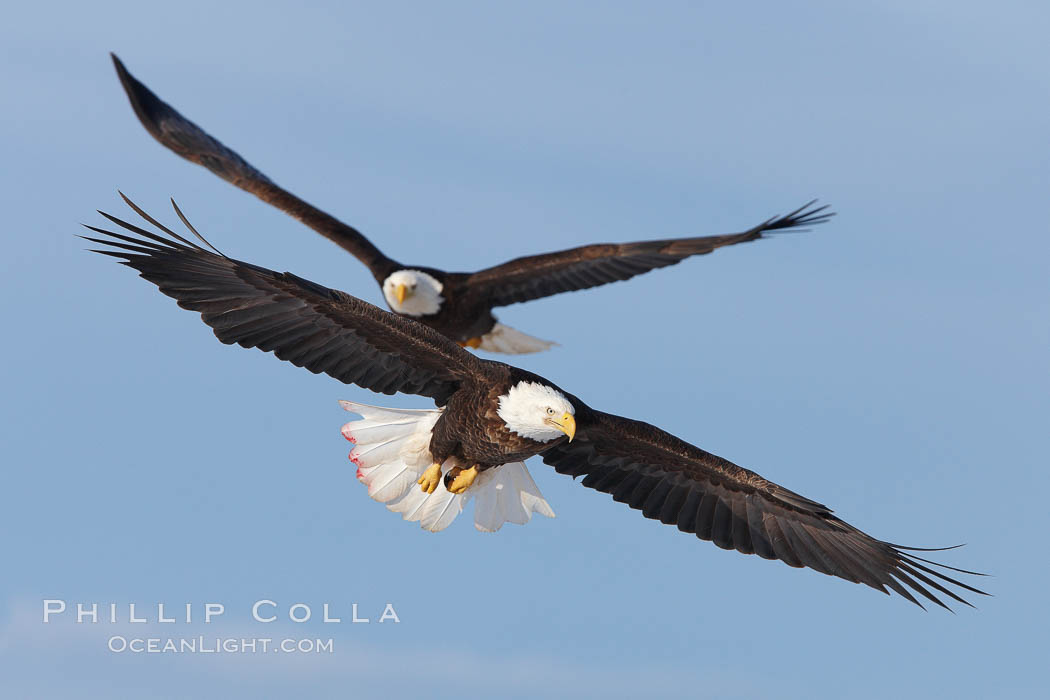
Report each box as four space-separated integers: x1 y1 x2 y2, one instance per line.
340 400 555 532
339 401 439 504
477 322 556 354
470 462 555 532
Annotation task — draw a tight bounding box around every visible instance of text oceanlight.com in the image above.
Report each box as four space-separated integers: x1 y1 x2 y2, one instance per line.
107 636 334 654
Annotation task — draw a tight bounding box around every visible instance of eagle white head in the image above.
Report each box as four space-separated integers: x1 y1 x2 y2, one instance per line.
498 381 577 443
382 269 444 317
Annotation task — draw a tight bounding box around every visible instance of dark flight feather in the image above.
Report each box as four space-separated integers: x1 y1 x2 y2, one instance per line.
463 202 833 308
110 53 398 281
85 197 477 404
542 405 987 610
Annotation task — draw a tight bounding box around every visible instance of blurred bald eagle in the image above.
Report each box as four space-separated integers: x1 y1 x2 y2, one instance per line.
111 53 833 354
84 197 984 610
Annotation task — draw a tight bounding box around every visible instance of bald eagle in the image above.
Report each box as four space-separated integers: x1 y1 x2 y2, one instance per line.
111 53 833 354
84 197 984 610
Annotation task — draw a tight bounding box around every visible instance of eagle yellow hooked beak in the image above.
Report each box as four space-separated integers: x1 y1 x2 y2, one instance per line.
395 284 409 305
552 412 576 442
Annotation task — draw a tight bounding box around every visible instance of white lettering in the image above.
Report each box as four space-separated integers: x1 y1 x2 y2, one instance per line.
252 600 277 623
288 603 311 623
204 603 224 623
379 603 400 623
76 603 98 623
43 600 65 623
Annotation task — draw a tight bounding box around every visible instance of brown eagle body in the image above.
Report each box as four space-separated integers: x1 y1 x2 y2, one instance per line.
84 197 985 610
110 53 833 352
431 368 557 469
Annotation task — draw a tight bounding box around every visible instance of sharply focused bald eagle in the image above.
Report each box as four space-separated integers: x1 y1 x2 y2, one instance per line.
85 197 984 610
111 54 833 354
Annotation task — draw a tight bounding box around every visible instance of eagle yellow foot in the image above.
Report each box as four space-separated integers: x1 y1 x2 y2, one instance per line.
444 465 479 494
458 337 483 349
417 463 443 494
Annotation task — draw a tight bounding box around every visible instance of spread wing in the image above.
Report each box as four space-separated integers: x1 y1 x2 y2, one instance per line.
110 54 399 282
544 404 986 610
84 194 481 405
463 202 833 308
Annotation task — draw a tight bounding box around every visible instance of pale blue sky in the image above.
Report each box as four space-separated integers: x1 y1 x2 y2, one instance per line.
2 1 1047 698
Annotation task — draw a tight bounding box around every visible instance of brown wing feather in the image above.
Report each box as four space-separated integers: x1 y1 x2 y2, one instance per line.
84 197 480 405
110 54 398 282
463 202 833 308
543 404 986 610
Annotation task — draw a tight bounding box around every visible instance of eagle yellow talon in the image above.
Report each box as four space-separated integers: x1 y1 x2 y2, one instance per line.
417 463 442 494
459 337 482 349
445 465 479 494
